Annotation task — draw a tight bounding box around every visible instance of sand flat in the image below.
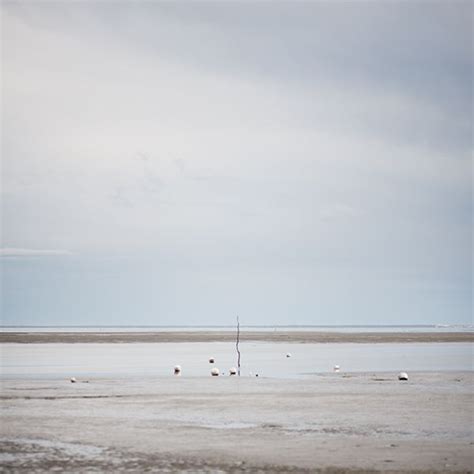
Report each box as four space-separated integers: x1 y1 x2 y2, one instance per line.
1 372 472 472
1 331 473 344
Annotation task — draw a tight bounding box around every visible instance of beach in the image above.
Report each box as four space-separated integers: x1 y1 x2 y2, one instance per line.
3 0 472 471
1 332 473 472
1 371 472 473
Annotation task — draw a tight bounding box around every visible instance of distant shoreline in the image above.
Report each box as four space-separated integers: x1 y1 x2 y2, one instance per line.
1 324 461 328
1 331 472 344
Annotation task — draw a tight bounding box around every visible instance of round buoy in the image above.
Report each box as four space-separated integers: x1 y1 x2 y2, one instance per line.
334 365 340 372
211 368 220 376
174 365 181 375
209 357 215 364
286 353 292 358
70 377 77 383
398 372 408 381
229 367 237 376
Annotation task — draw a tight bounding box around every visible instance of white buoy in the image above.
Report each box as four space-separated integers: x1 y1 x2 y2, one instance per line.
286 353 292 358
209 357 215 364
70 377 77 383
229 367 237 376
174 365 181 375
211 367 220 376
398 372 408 381
334 365 340 372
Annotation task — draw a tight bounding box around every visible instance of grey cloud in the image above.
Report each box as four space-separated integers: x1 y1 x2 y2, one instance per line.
320 204 359 222
112 3 471 120
110 186 134 208
7 1 470 151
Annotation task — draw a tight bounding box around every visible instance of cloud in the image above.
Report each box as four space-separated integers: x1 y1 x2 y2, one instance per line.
173 158 186 175
140 167 164 195
110 186 134 208
0 248 73 257
0 3 471 324
320 204 359 222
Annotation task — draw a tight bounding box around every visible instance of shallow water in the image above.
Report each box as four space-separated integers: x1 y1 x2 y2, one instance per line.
1 324 472 333
0 342 472 379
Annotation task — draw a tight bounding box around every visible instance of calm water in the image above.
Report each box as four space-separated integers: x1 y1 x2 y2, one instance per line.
1 325 473 333
1 342 472 379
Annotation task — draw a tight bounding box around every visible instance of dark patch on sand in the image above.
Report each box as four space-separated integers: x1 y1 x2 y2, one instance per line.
0 394 133 401
0 439 376 473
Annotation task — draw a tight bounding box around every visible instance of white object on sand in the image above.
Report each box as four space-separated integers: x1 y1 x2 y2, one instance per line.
334 365 340 372
398 372 409 381
229 367 237 376
286 353 292 358
209 357 215 364
70 377 77 383
174 365 181 375
211 368 220 376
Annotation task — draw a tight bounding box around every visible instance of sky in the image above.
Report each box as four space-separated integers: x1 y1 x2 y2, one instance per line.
1 1 472 326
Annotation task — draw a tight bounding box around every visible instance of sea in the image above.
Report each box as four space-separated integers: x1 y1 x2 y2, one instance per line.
1 324 473 333
0 325 472 379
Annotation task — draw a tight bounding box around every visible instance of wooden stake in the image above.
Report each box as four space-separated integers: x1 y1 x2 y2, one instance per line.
236 316 241 376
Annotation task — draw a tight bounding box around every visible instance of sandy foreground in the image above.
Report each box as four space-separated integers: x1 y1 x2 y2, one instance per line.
0 372 472 473
1 331 473 344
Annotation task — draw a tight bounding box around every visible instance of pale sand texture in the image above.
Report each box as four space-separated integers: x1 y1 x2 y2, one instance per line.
0 372 472 472
1 331 473 344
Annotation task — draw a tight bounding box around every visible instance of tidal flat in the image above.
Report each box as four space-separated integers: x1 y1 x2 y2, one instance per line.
1 371 472 473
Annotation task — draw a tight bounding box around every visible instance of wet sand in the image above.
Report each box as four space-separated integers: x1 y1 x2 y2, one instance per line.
1 331 472 344
1 372 472 472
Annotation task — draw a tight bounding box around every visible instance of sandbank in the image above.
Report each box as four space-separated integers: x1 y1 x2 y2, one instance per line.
1 331 472 344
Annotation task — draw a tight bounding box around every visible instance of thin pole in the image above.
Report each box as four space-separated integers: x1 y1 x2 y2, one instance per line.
236 316 241 376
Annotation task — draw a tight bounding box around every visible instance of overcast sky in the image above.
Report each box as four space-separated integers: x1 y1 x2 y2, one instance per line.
1 1 472 326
